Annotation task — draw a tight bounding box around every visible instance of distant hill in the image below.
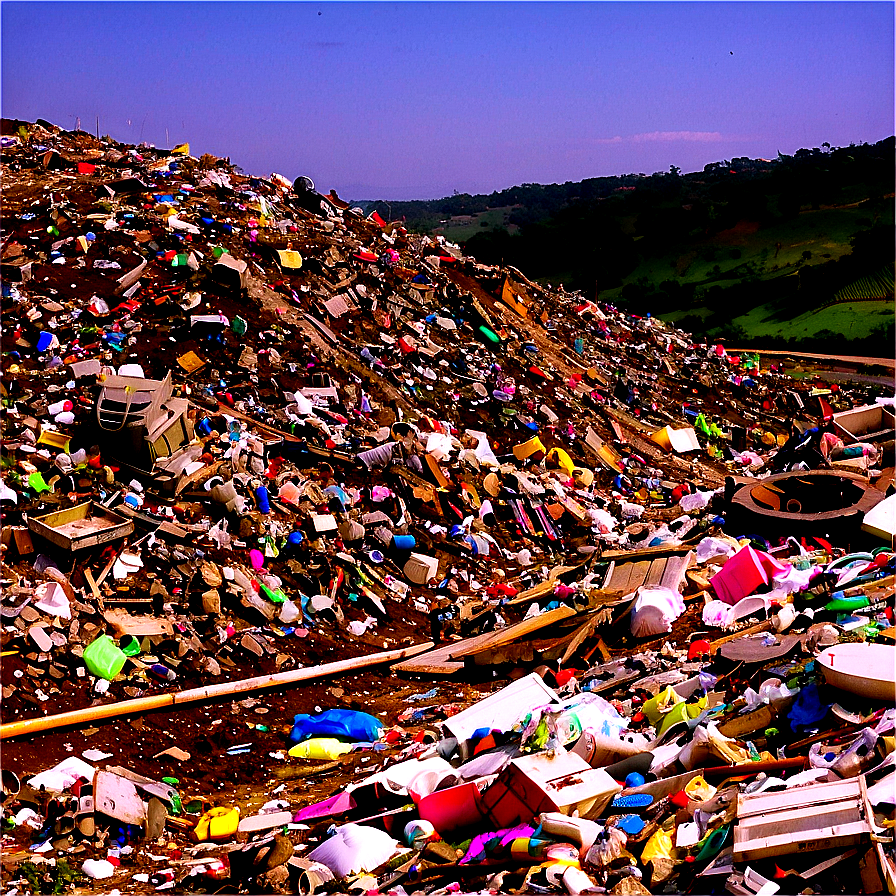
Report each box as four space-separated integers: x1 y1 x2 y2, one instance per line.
368 139 895 355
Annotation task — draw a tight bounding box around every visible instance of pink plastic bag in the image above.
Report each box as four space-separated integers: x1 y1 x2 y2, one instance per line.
710 546 788 605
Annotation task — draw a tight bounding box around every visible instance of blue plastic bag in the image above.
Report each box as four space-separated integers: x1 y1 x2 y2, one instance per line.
289 709 384 745
788 682 831 732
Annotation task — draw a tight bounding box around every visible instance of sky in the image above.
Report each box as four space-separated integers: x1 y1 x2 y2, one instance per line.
2 2 893 201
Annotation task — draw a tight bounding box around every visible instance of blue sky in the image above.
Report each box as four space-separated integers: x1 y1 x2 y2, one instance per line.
2 2 893 200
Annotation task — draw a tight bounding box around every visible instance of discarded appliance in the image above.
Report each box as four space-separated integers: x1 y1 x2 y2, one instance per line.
733 777 873 861
94 371 193 474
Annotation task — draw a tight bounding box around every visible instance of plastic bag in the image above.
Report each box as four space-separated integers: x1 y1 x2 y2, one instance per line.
680 490 717 513
695 536 736 563
631 587 685 638
788 683 831 733
289 709 384 745
639 825 674 863
642 686 684 726
307 824 399 878
702 599 735 629
288 738 353 760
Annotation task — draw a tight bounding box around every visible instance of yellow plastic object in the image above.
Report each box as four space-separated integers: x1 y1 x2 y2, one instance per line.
194 806 240 841
171 143 190 155
37 430 71 452
288 738 352 761
641 825 675 863
277 250 303 270
641 686 683 727
546 447 575 475
683 774 717 802
513 436 546 462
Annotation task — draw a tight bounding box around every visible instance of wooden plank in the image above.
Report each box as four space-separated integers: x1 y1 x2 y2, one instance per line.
83 569 101 601
644 558 667 588
800 847 859 879
606 562 636 594
612 560 651 593
448 605 578 660
708 620 774 650
391 639 471 676
560 613 601 667
686 568 712 593
601 561 615 589
103 608 174 638
95 550 120 588
602 545 693 560
592 636 612 663
506 578 561 607
471 637 570 666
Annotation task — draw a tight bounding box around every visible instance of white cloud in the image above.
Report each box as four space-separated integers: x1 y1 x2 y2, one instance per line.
594 131 725 144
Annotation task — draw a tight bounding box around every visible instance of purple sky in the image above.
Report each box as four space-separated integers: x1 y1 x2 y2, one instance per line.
2 2 893 200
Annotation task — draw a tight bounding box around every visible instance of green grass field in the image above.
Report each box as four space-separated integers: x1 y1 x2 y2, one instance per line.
658 299 893 340
434 206 518 242
607 201 892 299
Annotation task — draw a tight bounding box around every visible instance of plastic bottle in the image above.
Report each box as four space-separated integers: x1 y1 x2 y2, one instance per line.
149 664 177 682
255 485 270 514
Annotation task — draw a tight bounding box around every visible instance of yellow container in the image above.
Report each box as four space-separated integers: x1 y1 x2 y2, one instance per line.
195 806 240 841
513 436 546 462
37 430 71 452
288 738 352 761
546 447 574 474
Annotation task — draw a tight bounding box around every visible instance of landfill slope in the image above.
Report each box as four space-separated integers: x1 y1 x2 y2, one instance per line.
1 122 894 896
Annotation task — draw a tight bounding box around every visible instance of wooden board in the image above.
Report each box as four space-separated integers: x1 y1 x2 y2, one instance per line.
393 606 578 675
28 501 134 551
599 549 693 598
103 608 174 638
561 613 601 667
644 558 667 587
607 560 651 595
448 605 578 660
601 545 694 561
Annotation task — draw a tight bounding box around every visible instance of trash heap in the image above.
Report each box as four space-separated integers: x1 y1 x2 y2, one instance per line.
1 120 894 895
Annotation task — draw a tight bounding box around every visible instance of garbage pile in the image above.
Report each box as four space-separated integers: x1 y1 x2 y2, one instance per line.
1 120 894 895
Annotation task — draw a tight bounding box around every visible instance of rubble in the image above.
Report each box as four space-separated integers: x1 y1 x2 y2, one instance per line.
1 120 894 895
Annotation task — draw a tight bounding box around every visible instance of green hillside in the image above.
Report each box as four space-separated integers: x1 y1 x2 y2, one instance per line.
367 139 895 354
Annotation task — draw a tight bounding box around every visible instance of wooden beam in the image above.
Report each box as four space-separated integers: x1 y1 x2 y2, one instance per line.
448 605 577 660
0 641 434 740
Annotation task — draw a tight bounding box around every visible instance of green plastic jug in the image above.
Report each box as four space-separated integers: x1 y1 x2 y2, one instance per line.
83 635 126 680
28 471 50 494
